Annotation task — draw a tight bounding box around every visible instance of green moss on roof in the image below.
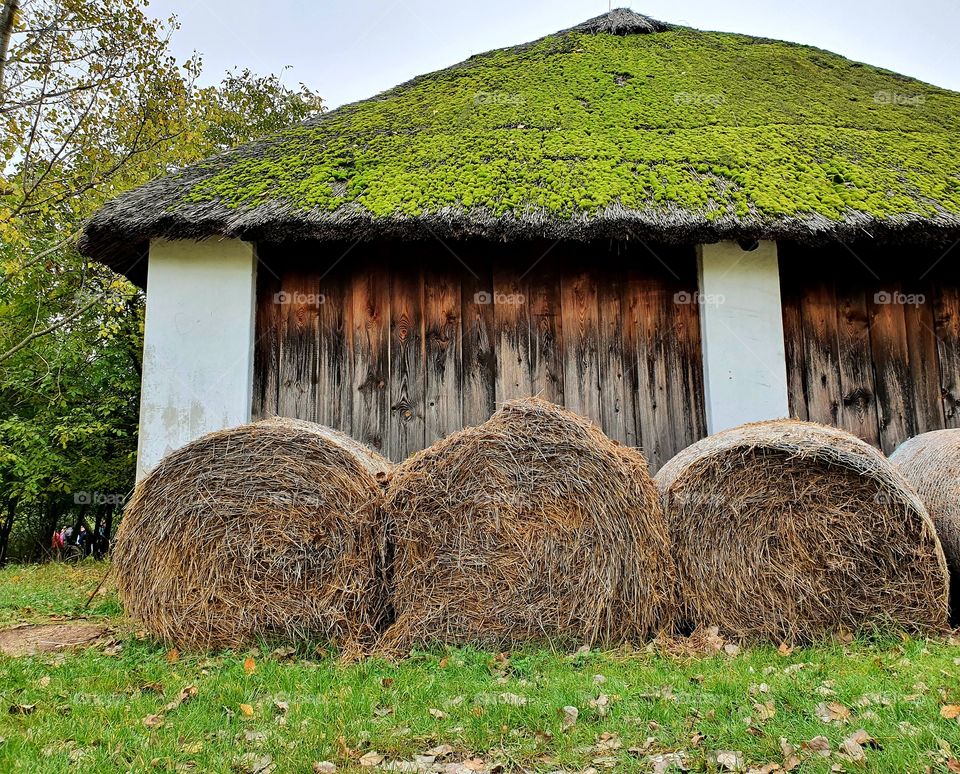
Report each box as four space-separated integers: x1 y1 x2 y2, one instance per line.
82 9 960 275
178 19 960 223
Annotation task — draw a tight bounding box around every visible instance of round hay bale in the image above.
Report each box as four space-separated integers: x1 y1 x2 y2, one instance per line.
380 397 676 651
655 419 948 642
891 429 960 617
113 418 391 651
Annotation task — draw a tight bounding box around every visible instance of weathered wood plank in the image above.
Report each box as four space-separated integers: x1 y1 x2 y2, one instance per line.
527 262 564 406
423 267 463 444
622 269 657 461
460 260 496 428
276 272 320 421
779 271 810 422
251 268 281 419
867 280 915 455
597 266 632 444
902 279 944 435
560 268 602 425
388 268 425 461
348 264 390 454
665 257 708 461
934 285 960 427
316 270 351 432
834 276 880 446
798 279 843 428
492 263 531 404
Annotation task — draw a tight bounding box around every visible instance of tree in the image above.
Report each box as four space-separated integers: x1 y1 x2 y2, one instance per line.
0 0 323 562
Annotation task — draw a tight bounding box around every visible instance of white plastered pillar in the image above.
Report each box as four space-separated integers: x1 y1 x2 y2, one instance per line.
136 238 257 480
696 241 790 434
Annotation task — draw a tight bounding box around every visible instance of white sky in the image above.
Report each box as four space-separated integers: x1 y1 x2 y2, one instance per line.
146 0 960 109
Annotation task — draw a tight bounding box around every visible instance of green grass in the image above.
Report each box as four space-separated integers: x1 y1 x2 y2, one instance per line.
2 564 960 772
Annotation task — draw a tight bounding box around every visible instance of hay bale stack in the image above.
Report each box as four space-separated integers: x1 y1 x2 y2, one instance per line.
113 418 391 651
380 397 676 651
655 419 948 642
891 429 960 615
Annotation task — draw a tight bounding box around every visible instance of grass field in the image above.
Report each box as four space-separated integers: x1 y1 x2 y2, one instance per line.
2 563 960 773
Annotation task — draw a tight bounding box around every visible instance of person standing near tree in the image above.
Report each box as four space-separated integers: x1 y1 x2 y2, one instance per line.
51 527 64 559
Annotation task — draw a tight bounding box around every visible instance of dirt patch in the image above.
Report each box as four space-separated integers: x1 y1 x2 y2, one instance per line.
0 623 111 657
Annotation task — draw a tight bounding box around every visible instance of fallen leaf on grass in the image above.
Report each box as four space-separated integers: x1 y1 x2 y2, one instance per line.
142 713 164 729
236 752 273 774
802 736 831 757
164 684 198 713
753 700 776 721
428 707 446 719
244 657 257 675
942 705 960 720
239 703 255 717
815 701 850 723
778 642 794 656
8 704 35 715
359 751 383 767
947 759 960 773
561 705 579 731
312 763 336 774
715 750 744 771
165 648 180 664
499 692 527 706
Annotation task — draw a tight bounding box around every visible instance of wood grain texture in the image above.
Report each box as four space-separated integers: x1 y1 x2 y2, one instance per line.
459 262 496 428
423 267 463 444
254 241 708 465
560 268 602 426
348 265 389 453
492 263 531 404
934 285 960 428
388 268 425 461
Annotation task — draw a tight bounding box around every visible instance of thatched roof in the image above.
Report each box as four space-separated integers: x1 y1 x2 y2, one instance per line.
81 8 960 279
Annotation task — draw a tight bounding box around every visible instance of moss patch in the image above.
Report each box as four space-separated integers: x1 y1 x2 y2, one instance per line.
181 24 960 224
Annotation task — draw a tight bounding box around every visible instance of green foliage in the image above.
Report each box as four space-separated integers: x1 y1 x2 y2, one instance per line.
0 1 324 560
182 26 960 223
3 564 960 772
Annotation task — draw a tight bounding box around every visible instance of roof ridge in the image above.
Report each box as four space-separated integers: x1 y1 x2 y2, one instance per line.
564 8 674 36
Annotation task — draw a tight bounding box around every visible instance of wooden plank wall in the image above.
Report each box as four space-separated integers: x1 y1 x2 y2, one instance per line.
780 242 960 455
253 241 707 471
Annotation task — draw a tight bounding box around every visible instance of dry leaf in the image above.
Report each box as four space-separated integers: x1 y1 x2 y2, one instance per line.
142 713 164 729
244 657 257 675
947 759 960 774
815 701 850 723
561 705 579 731
38 676 50 688
778 642 794 656
463 759 486 771
164 684 198 713
165 648 180 664
239 703 255 717
499 692 527 706
724 643 741 657
428 707 446 719
359 752 383 767
753 700 776 721
942 705 960 719
803 736 831 757
716 750 744 770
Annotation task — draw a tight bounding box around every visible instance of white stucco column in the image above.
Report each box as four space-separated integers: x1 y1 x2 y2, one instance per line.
696 241 790 434
137 238 257 480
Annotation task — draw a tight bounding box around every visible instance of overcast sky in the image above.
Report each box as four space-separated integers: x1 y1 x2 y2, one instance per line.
146 0 960 109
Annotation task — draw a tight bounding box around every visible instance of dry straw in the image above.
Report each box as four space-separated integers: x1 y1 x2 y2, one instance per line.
113 418 391 651
655 419 948 643
891 429 960 614
379 397 676 652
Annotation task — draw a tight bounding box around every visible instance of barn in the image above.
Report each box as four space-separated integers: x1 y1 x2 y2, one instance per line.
79 9 960 478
